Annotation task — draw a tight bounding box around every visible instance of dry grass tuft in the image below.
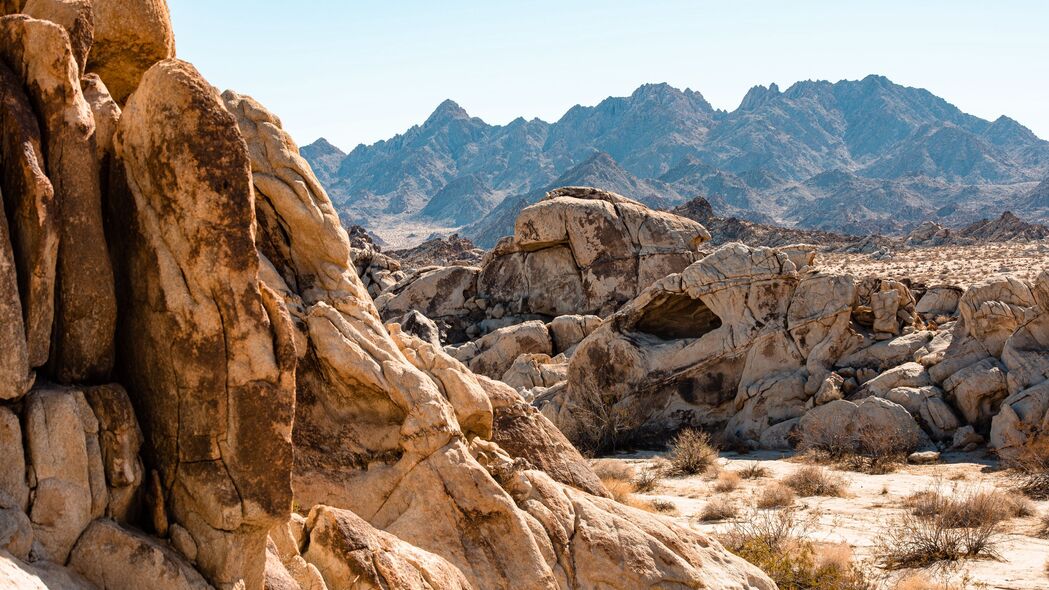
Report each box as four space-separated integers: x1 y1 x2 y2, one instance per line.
738 462 771 480
666 429 719 476
782 466 848 498
756 483 796 509
698 497 739 522
713 471 742 493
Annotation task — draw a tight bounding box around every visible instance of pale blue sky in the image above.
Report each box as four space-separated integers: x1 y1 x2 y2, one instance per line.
170 1 1049 151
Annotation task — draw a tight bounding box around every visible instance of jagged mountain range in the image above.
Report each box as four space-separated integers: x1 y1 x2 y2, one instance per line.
303 75 1049 247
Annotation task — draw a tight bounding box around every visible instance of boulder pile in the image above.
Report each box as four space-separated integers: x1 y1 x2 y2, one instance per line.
0 3 775 589
374 186 711 342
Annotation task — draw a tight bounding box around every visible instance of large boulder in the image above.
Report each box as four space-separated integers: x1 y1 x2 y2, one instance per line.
449 320 554 379
23 386 104 562
478 187 710 318
110 60 295 589
86 0 176 103
303 505 473 590
68 519 211 590
798 397 923 453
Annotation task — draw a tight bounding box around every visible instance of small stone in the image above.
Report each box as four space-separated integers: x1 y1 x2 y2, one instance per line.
907 451 941 464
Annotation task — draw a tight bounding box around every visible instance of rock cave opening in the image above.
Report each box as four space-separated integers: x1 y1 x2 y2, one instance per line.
632 292 723 341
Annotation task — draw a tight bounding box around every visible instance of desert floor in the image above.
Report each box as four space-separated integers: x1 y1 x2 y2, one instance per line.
816 241 1049 288
600 451 1049 589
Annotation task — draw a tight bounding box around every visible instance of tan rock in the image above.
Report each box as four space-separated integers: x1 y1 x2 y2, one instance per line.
86 0 175 103
0 15 116 382
81 73 121 162
799 397 922 452
23 387 97 562
0 549 94 589
84 384 143 522
0 507 31 560
69 519 211 590
0 407 28 512
942 357 1008 428
450 320 553 379
22 0 93 73
915 285 963 317
303 505 473 590
112 60 294 589
0 58 56 371
0 199 30 400
500 353 567 391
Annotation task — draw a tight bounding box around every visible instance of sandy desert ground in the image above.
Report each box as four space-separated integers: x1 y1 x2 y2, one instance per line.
816 241 1049 288
596 451 1049 589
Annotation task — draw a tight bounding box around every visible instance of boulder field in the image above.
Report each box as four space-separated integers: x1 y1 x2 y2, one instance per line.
0 2 775 589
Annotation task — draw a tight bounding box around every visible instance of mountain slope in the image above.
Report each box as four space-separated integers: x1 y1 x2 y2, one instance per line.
305 76 1049 247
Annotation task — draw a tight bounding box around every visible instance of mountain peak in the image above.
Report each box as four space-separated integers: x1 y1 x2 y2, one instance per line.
425 99 470 124
303 137 344 155
738 83 781 111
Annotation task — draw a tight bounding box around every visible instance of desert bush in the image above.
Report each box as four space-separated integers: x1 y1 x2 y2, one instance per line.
713 471 742 493
1038 512 1049 539
1005 434 1049 500
782 466 848 498
722 507 872 590
666 429 719 476
563 393 648 455
876 487 1004 569
757 483 796 509
698 497 739 522
739 462 771 479
798 421 918 475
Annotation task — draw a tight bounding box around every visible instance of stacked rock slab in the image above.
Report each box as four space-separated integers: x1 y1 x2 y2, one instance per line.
375 187 710 342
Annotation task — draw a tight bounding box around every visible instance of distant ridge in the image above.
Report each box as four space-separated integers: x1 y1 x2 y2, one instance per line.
304 76 1049 247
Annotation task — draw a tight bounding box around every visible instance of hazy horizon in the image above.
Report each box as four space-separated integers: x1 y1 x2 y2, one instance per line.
169 1 1049 150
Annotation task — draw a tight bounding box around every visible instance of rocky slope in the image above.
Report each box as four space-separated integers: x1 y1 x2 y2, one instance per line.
0 4 776 589
306 77 1049 247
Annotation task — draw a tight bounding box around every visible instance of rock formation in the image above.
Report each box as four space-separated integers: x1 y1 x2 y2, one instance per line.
0 5 774 590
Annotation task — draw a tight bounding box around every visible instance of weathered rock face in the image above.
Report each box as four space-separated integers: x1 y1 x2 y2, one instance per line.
86 0 175 103
0 56 56 375
111 59 294 589
0 7 776 590
0 15 116 383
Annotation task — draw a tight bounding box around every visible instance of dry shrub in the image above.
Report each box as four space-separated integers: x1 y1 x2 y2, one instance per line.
876 487 1005 569
666 429 719 476
633 468 661 494
1005 434 1049 500
757 483 796 509
714 471 742 493
1039 513 1049 538
592 460 636 504
721 507 872 589
782 466 847 498
698 497 739 522
739 462 771 479
564 393 648 455
799 421 918 475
